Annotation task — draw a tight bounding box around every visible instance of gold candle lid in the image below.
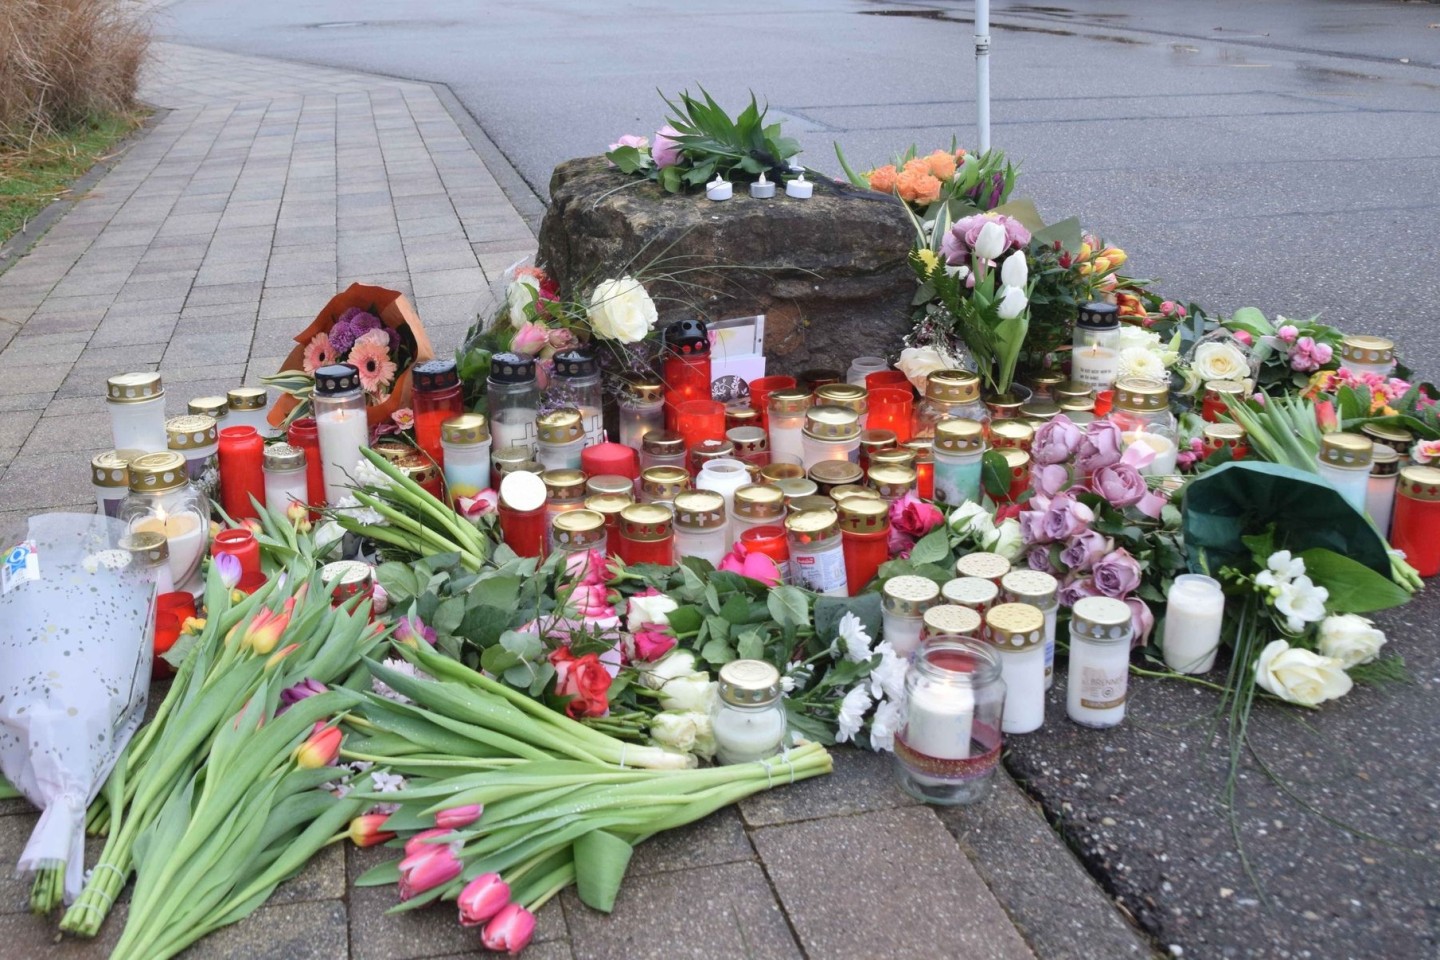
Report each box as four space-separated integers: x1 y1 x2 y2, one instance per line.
441 413 490 444
1001 569 1058 609
902 438 934 464
320 559 373 588
493 445 533 468
836 496 889 534
1058 396 1096 417
107 372 164 403
985 602 1046 651
1053 380 1095 402
882 574 940 617
1113 377 1169 412
1000 448 1031 478
1318 432 1373 470
1361 422 1413 453
625 379 665 403
727 426 768 456
387 446 440 487
922 604 982 638
859 429 898 455
542 468 587 502
788 494 838 516
985 393 1024 419
640 465 691 502
537 408 584 444
1017 400 1060 423
925 369 980 404
734 483 786 520
1070 595 1133 641
759 462 806 483
1202 423 1245 450
934 418 985 455
585 492 634 517
802 405 861 442
127 451 188 492
1027 372 1066 398
690 439 735 467
718 659 782 707
815 382 868 414
1370 446 1400 477
586 474 635 497
264 442 306 472
619 502 673 541
870 447 917 469
188 395 228 419
989 419 1035 451
809 460 863 489
1341 334 1394 365
642 430 686 456
121 530 169 567
165 415 218 451
1398 465 1440 501
955 552 1011 582
552 509 607 549
776 477 819 500
726 404 760 427
867 464 917 500
227 386 267 411
673 490 727 531
832 483 882 503
768 388 813 415
941 576 999 610
785 508 840 544
1203 379 1247 401
92 451 131 488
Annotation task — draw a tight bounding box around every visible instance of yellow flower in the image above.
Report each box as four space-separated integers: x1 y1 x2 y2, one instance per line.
181 617 206 635
914 249 940 273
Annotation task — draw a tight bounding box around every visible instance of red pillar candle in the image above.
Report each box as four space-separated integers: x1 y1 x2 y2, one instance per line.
676 400 726 457
662 318 712 430
412 359 465 466
218 425 265 519
866 387 915 443
748 375 797 431
1392 466 1440 577
903 439 934 500
998 448 1032 505
581 441 640 482
866 370 911 392
497 471 549 559
1093 389 1115 418
287 417 326 508
616 503 675 566
739 524 790 579
837 498 891 596
210 528 260 578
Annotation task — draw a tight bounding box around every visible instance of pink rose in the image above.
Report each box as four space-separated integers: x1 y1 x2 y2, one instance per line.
1232 330 1254 347
1032 415 1082 465
1159 300 1186 319
1290 336 1333 373
890 492 945 539
1126 597 1155 647
1032 463 1071 498
1058 576 1099 608
1091 547 1142 598
456 490 499 518
1276 324 1299 344
651 125 683 168
629 627 677 663
608 134 649 152
1041 493 1094 542
567 583 617 621
565 549 610 586
887 527 917 559
1075 421 1124 476
1018 506 1050 545
718 542 782 586
1060 531 1110 573
511 321 549 356
547 327 579 352
1090 462 1147 509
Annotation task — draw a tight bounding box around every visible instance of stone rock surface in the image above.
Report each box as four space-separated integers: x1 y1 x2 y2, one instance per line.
537 157 916 376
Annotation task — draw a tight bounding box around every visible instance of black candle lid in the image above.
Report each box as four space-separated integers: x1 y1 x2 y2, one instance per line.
1077 302 1120 330
663 318 710 355
413 359 459 392
314 363 360 395
552 349 598 379
489 352 536 384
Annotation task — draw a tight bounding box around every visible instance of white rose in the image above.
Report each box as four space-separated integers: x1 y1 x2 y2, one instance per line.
587 276 657 343
649 711 699 753
999 251 1028 288
507 275 540 328
895 345 951 394
1118 345 1165 381
1114 325 1161 353
658 675 717 713
995 285 1028 320
1316 614 1386 668
947 500 987 534
628 592 679 628
1192 341 1250 383
1254 640 1352 706
639 649 700 689
988 518 1025 562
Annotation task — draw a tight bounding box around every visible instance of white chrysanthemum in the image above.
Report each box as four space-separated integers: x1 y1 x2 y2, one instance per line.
332 495 386 527
372 658 425 703
835 685 874 744
868 697 906 752
1118 346 1165 381
834 612 874 663
868 643 909 702
351 457 394 489
371 771 406 793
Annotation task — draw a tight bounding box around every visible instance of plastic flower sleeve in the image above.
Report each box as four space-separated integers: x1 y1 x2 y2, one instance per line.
0 513 157 901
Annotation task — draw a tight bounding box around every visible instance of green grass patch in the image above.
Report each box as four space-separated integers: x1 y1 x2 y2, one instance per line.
0 110 146 246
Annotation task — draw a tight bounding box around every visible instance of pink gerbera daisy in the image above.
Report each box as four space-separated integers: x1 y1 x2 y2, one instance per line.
349 330 397 394
302 332 334 374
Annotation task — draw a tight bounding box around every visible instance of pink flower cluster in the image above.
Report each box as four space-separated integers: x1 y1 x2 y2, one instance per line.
940 213 1031 268
1327 366 1411 404
1175 436 1208 472
886 492 946 559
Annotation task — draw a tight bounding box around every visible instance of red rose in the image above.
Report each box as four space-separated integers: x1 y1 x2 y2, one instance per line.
549 648 611 718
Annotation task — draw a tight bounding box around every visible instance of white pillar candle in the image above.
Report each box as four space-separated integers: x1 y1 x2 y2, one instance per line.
1066 597 1134 728
1071 345 1118 390
1122 430 1178 476
903 678 974 760
997 645 1046 734
1161 574 1225 674
317 406 370 504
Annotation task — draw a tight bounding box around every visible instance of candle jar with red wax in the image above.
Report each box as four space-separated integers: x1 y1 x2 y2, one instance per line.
211 528 260 579
815 383 868 418
837 497 890 596
739 524 791 582
1392 466 1440 577
725 404 761 433
747 375 797 431
997 448 1031 505
320 560 373 608
676 400 726 461
617 502 675 566
287 417 326 507
913 370 987 439
1201 379 1246 423
663 318 712 430
799 369 843 392
581 441 640 484
412 359 464 465
498 471 549 558
866 387 914 443
1202 423 1248 462
903 439 935 500
218 425 265 520
585 492 632 557
727 426 769 467
858 429 898 471
542 468 588 541
866 369 911 392
690 438 735 477
374 439 445 501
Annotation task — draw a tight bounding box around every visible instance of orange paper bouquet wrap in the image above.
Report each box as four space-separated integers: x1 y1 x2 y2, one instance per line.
267 283 435 430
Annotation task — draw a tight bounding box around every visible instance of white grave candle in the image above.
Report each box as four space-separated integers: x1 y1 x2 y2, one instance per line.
903 677 974 760
1122 430 1178 476
1162 574 1225 674
1071 344 1118 390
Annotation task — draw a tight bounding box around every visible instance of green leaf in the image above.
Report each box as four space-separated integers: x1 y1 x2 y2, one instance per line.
704 615 731 642
667 605 704 635
480 644 522 675
376 562 421 602
720 592 750 625
908 527 952 566
982 450 1012 499
500 629 543 661
814 593 883 644
1297 548 1410 613
574 830 634 913
735 630 765 661
700 636 735 666
767 585 811 631
433 596 465 635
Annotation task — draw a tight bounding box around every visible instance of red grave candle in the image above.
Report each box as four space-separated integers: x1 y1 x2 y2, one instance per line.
211 528 260 578
866 387 915 443
1392 466 1440 577
748 375 797 431
616 503 675 567
412 359 464 467
866 370 911 392
998 448 1032 505
218 426 265 520
739 524 790 577
581 442 640 482
675 400 726 455
837 498 890 596
662 319 712 430
497 471 549 559
287 417 326 508
903 439 935 500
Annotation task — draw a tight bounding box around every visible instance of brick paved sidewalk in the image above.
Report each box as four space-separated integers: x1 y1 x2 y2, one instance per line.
0 42 1150 960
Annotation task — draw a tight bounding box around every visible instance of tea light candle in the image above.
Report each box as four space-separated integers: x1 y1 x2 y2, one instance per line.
904 673 974 760
1071 344 1118 390
706 175 733 201
750 172 776 199
785 174 813 199
1162 574 1225 675
1121 430 1178 475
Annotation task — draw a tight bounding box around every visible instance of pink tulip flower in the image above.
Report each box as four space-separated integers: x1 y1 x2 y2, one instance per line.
435 804 484 829
482 902 537 955
458 873 511 927
398 844 463 901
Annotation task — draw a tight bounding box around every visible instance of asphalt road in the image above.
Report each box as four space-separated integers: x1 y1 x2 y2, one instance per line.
157 2 1440 956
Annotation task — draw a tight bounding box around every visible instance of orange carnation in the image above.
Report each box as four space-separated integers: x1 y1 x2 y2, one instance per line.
923 149 956 181
868 164 898 194
902 157 928 177
897 170 942 206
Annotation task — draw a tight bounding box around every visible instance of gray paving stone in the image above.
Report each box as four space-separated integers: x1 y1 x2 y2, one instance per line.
738 746 919 827
0 900 126 958
628 806 755 877
19 412 115 456
0 392 56 414
0 364 70 396
752 806 1036 960
185 281 265 308
0 448 105 508
184 899 348 960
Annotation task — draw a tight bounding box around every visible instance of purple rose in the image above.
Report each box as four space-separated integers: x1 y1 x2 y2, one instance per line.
1090 462 1147 509
1058 575 1099 608
1075 420 1124 476
1041 493 1094 542
1018 500 1050 545
652 125 683 168
1060 531 1110 573
1126 597 1155 647
1032 415 1082 465
1026 547 1055 572
1091 548 1142 599
1032 463 1070 498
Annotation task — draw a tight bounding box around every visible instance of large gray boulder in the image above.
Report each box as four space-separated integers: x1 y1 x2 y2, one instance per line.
537 157 917 376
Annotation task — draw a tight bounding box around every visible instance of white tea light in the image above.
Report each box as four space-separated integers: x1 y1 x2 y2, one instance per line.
785 174 813 199
749 172 776 199
706 175 733 201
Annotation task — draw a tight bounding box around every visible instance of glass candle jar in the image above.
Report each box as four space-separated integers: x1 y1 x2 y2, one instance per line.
551 508 607 557
107 372 167 458
1161 574 1225 675
866 370 910 392
985 393 1025 422
1339 334 1395 378
617 502 675 566
1110 377 1178 476
903 439 935 499
218 425 265 520
286 418 325 508
226 386 271 436
487 353 540 456
91 451 131 518
740 524 790 582
676 400 727 459
690 438 735 476
119 451 211 593
1067 596 1134 728
663 318 713 430
673 489 729 566
586 474 635 498
837 497 890 596
383 443 444 501
1362 422 1413 461
585 493 632 557
1018 400 1060 427
733 483 786 534
921 604 983 643
1071 302 1121 391
1392 465 1440 577
548 349 604 445
188 395 228 427
440 413 491 505
641 431 688 471
846 356 889 386
881 574 941 657
727 426 769 467
913 370 988 439
776 477 819 508
313 364 369 505
767 389 812 466
799 368 843 392
858 429 898 471
123 529 174 596
865 387 914 443
815 383 868 419
640 465 690 506
867 464 917 503
536 408 587 471
941 577 999 616
996 449 1031 505
1027 372 1065 400
1368 446 1400 538
543 468 588 542
1316 432 1373 514
809 460 863 498
832 483 881 504
725 404 760 432
785 509 848 596
619 380 666 451
1200 379 1247 423
893 638 1006 806
315 560 371 609
493 446 541 478
747 375 797 431
932 418 986 507
697 457 752 542
211 527 261 581
988 420 1034 454
1001 570 1059 691
166 414 219 503
713 660 787 765
1202 423 1248 462
497 471 549 558
412 359 464 466
263 442 308 513
760 462 806 485
800 405 861 469
985 602 1047 735
789 495 837 516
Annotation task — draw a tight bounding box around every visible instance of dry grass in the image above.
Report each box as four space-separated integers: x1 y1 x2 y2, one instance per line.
0 0 150 148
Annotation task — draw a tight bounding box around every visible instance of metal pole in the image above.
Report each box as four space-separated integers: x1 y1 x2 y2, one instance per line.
976 0 991 152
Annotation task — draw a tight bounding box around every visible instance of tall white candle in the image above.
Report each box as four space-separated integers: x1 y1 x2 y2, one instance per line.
1072 344 1118 390
998 645 1046 734
903 678 974 760
1122 430 1178 476
1162 574 1225 675
1066 596 1134 728
317 406 370 503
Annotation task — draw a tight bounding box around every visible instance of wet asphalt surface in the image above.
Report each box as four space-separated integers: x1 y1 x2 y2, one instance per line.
159 1 1440 956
